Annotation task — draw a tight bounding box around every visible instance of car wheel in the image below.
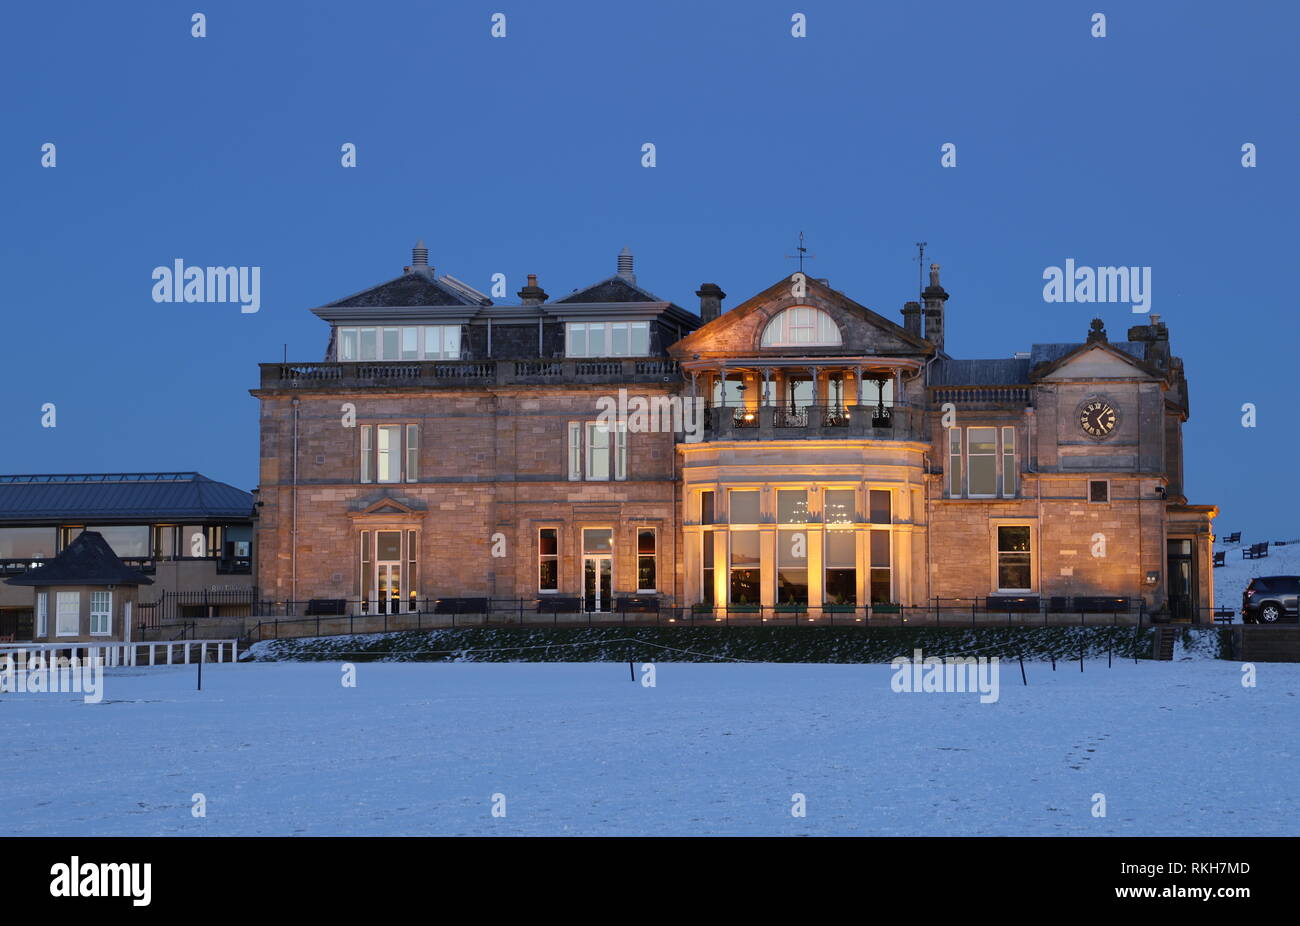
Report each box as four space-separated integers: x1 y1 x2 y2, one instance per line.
1261 603 1282 623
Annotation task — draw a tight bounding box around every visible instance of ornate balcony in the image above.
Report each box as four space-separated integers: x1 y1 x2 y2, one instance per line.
701 404 925 442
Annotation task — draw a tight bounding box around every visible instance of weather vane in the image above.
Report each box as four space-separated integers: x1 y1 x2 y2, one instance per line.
784 232 816 273
914 242 928 301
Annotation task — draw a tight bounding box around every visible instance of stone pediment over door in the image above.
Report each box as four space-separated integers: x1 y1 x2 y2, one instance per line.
669 274 934 361
347 494 426 524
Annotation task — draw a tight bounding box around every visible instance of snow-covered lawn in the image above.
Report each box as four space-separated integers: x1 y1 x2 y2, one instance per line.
1214 537 1300 617
2 660 1296 836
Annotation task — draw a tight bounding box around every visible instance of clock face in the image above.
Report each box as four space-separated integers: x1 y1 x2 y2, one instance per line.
1079 400 1118 438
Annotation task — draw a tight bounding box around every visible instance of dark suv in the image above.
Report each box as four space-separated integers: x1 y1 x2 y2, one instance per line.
1241 576 1300 623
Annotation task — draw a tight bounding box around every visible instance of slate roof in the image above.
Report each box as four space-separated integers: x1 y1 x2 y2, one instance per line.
554 275 666 304
929 359 1031 387
1028 341 1145 366
4 531 154 587
933 341 1150 386
0 473 255 525
325 271 488 308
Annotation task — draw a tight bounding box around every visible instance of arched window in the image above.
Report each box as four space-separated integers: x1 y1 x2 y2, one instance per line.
760 306 842 347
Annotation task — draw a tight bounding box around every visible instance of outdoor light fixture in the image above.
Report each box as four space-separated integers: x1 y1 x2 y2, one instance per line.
1145 571 1160 584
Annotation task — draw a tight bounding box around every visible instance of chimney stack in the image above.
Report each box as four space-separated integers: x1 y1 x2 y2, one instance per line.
902 301 922 337
517 273 548 306
922 262 949 352
617 246 636 284
696 283 726 323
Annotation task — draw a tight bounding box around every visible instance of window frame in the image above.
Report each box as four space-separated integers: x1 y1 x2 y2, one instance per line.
1088 479 1110 504
636 528 657 593
55 591 79 637
993 523 1035 594
90 590 112 636
337 325 461 361
538 527 559 593
759 306 842 347
360 423 418 484
565 321 650 358
36 591 48 637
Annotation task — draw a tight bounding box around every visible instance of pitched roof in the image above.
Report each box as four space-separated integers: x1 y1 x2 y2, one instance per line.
4 531 154 587
554 275 666 304
324 270 489 309
930 358 1031 386
0 473 254 525
1029 341 1145 366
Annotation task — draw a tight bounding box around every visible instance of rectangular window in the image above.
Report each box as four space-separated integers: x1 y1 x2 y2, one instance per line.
420 325 462 360
407 530 418 608
586 422 610 481
777 489 809 524
538 528 559 592
567 422 582 481
382 327 400 360
729 489 761 524
967 427 998 496
777 529 808 606
700 490 715 525
36 592 47 637
565 321 649 357
613 421 628 481
825 530 857 606
360 532 372 610
90 590 111 635
359 328 378 361
152 525 176 559
377 425 402 483
405 424 419 483
56 591 79 636
96 525 151 558
948 428 962 497
401 327 419 360
637 529 657 592
360 426 373 483
869 531 891 604
729 530 761 605
869 489 892 524
0 526 57 560
824 489 856 524
1089 480 1109 504
997 526 1032 592
701 534 715 605
339 328 358 361
1002 427 1017 497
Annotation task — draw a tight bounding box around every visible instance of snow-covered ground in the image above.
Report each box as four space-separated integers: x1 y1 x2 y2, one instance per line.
2 659 1296 836
1213 537 1300 617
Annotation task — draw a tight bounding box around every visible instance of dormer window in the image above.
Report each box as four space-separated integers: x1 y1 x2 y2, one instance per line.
337 325 461 361
760 306 842 347
566 322 650 358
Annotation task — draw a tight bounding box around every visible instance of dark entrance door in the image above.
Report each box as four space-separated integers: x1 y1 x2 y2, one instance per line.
1167 538 1196 620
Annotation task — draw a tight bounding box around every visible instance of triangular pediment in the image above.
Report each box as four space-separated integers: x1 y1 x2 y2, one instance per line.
349 495 425 518
669 275 933 361
1035 343 1159 382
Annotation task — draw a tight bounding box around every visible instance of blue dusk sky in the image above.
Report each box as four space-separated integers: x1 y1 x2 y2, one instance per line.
1 1 1296 537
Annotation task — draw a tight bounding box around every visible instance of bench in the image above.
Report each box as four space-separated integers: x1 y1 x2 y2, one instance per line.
1213 551 1226 567
1243 542 1270 560
985 596 1040 613
1213 608 1235 624
615 596 660 615
535 596 582 615
433 597 489 615
304 598 347 616
1223 532 1241 544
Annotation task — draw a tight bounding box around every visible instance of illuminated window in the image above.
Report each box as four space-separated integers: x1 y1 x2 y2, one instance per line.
760 307 842 347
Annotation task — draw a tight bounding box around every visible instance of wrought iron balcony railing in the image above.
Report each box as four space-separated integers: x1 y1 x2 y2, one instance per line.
701 404 924 441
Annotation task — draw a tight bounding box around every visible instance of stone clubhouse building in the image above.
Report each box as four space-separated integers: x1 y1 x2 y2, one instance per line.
251 244 1216 621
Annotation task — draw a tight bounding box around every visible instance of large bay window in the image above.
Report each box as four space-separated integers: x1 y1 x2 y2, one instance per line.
337 325 461 361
